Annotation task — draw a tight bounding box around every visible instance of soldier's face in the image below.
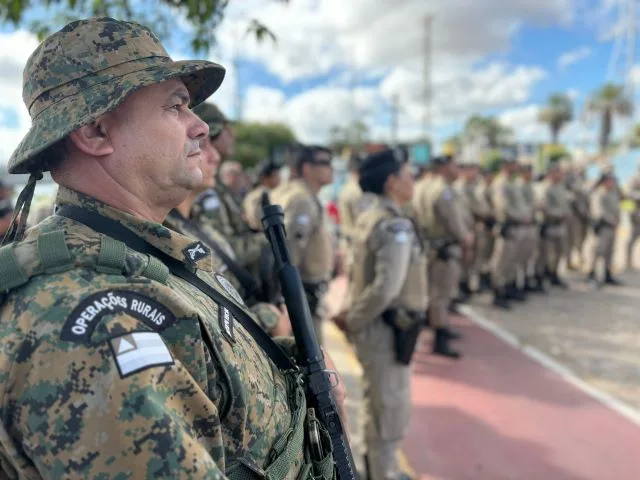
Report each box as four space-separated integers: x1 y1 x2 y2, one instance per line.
392 163 414 204
213 126 235 158
104 79 209 195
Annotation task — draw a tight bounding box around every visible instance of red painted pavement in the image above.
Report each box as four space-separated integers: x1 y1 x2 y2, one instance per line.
405 315 640 480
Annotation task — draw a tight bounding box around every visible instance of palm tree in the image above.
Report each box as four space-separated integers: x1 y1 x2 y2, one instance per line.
464 115 512 148
538 93 573 144
587 84 633 153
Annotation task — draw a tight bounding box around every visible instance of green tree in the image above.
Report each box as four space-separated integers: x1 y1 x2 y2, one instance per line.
233 122 296 169
0 0 289 53
586 83 633 153
538 93 573 144
328 120 370 152
464 114 512 148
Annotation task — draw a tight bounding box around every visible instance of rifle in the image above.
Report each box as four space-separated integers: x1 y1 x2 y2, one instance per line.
260 192 358 480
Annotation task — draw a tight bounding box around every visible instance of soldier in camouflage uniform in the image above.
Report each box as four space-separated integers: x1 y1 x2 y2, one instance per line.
165 137 290 337
190 103 267 270
0 18 341 479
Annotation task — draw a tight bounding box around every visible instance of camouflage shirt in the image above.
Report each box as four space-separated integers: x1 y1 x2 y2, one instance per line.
164 209 279 335
0 187 308 478
191 183 266 268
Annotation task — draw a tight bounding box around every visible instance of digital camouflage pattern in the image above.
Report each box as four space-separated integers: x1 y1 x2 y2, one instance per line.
9 17 225 174
191 183 267 268
164 209 279 334
0 186 313 478
192 102 230 139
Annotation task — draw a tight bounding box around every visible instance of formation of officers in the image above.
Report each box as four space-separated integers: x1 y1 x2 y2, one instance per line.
0 16 639 480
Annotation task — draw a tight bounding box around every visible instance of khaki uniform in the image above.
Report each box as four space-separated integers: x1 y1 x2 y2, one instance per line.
625 174 640 266
566 175 590 265
538 181 571 276
164 209 280 335
455 179 475 286
476 179 497 276
0 187 331 478
271 179 334 344
491 173 531 288
519 180 539 279
591 186 620 272
191 182 266 268
337 176 371 278
347 195 427 480
242 184 268 231
414 176 468 328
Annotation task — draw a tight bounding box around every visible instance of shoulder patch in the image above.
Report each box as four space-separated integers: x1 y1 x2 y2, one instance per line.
295 213 310 226
61 290 177 344
183 241 209 264
442 189 453 201
385 219 412 235
219 306 236 344
110 331 174 378
215 273 245 305
394 231 409 244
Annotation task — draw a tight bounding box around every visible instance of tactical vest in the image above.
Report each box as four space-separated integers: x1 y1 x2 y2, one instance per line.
0 228 333 480
414 176 448 240
349 200 428 319
272 180 333 281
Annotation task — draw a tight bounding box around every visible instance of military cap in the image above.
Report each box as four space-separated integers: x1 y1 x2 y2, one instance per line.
295 145 333 171
358 148 405 194
192 102 230 139
9 17 225 174
256 159 281 178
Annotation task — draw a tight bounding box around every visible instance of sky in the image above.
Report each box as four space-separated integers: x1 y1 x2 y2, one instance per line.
0 0 639 167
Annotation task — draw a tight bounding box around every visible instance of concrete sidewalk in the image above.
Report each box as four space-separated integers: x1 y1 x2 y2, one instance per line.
324 277 640 479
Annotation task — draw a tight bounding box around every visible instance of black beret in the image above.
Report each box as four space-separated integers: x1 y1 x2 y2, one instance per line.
358 149 405 194
431 155 454 166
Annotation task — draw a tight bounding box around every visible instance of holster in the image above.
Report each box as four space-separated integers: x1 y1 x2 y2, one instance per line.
382 309 423 365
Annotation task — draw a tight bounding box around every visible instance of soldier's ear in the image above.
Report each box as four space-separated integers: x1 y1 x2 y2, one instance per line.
68 117 114 158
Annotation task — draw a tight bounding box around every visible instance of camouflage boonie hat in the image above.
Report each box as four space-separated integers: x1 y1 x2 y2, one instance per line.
9 17 226 174
192 102 230 139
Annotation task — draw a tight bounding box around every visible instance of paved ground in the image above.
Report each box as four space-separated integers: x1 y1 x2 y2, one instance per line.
324 272 640 479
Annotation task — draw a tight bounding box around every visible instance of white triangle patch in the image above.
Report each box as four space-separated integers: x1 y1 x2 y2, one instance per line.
117 338 135 354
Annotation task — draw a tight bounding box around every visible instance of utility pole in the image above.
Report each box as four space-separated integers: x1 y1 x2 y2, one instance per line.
422 15 433 143
390 93 399 145
233 29 243 122
627 0 637 121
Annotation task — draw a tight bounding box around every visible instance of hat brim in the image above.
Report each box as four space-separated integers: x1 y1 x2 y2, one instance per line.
9 59 225 174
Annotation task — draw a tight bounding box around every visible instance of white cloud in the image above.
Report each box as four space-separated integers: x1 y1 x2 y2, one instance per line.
215 0 573 82
566 88 581 100
557 46 592 69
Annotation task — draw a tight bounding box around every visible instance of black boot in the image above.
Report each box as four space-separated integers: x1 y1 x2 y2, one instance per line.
587 270 601 288
549 272 568 289
534 274 548 293
442 326 463 340
479 273 492 292
506 282 526 301
493 288 511 309
525 276 540 293
605 269 623 286
433 328 461 359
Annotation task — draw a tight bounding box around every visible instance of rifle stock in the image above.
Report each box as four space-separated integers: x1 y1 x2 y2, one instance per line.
260 192 358 480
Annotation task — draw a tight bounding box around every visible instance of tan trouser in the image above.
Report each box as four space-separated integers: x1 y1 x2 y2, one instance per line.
428 256 460 327
627 222 640 266
519 225 538 277
539 225 568 274
492 228 521 287
478 225 495 274
594 225 616 270
567 214 588 261
352 320 411 480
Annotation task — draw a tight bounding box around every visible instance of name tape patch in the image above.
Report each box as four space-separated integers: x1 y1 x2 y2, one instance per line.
110 331 174 378
215 273 245 305
61 290 176 343
219 306 236 344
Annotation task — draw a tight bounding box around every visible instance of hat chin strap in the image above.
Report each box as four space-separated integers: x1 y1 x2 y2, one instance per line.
2 172 42 246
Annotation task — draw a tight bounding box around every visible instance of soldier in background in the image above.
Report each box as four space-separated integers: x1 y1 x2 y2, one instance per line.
566 164 590 270
271 146 335 344
491 158 532 309
588 172 623 286
476 164 499 291
190 102 267 271
538 162 570 289
454 163 476 301
338 153 367 273
243 159 282 231
519 163 542 292
334 149 427 480
414 155 471 358
624 164 640 269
